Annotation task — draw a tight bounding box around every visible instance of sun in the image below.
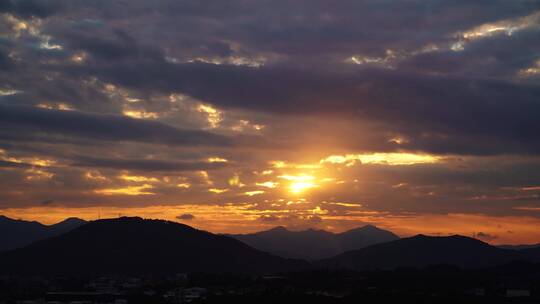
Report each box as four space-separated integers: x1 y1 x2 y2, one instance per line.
278 173 319 195
289 181 317 194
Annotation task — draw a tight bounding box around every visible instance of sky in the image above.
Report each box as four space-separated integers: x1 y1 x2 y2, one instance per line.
1 0 540 244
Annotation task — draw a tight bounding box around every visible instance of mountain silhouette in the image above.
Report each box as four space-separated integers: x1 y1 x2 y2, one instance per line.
498 243 540 250
229 225 399 260
0 217 309 275
519 246 540 263
0 215 87 251
318 234 524 270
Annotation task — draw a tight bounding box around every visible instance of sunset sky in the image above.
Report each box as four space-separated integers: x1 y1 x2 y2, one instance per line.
1 1 540 244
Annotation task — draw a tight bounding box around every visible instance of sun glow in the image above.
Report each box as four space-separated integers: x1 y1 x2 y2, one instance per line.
278 174 315 181
245 190 265 196
320 152 441 166
209 188 228 194
122 110 159 119
197 104 222 128
289 181 317 194
119 174 160 183
94 184 154 196
256 181 278 188
277 174 319 194
208 157 228 163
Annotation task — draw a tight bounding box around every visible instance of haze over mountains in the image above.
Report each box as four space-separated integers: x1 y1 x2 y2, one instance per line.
0 215 86 251
230 225 399 259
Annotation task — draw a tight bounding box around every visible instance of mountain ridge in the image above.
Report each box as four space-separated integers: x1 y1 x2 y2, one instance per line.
498 243 540 250
0 215 87 251
3 216 540 274
0 217 309 275
229 224 400 260
318 234 526 270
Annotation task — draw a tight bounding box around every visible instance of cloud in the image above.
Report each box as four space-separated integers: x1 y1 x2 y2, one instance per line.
176 213 195 221
75 60 540 155
0 104 233 147
72 155 229 172
0 160 31 168
38 0 539 62
473 232 498 241
1 0 540 238
259 214 279 222
58 29 164 61
0 0 62 18
0 47 16 71
1 1 539 156
40 199 54 205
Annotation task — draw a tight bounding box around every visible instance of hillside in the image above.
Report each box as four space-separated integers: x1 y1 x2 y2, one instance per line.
318 234 523 270
0 217 309 275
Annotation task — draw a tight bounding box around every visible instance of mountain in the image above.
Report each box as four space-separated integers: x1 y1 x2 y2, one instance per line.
0 215 87 251
0 217 309 275
229 225 399 260
498 243 540 250
48 217 87 234
337 225 400 252
318 234 524 270
520 246 540 263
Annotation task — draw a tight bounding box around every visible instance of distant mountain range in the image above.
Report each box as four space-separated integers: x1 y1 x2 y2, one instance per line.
2 215 540 275
318 234 539 270
0 215 87 251
0 217 308 275
229 225 399 259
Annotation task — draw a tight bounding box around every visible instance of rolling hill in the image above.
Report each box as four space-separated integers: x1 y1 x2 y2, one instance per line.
0 217 309 275
318 234 524 270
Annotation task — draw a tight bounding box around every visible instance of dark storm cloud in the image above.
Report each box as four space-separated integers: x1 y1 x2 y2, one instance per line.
72 155 229 172
176 213 195 220
1 0 538 156
57 28 164 61
0 104 232 147
0 160 31 169
41 0 540 60
0 0 62 18
474 232 498 241
40 199 55 205
399 29 540 77
356 161 540 192
0 48 14 70
259 214 279 222
77 61 540 155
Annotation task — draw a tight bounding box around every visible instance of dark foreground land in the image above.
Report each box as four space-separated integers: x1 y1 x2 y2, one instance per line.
3 218 540 303
2 262 540 304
